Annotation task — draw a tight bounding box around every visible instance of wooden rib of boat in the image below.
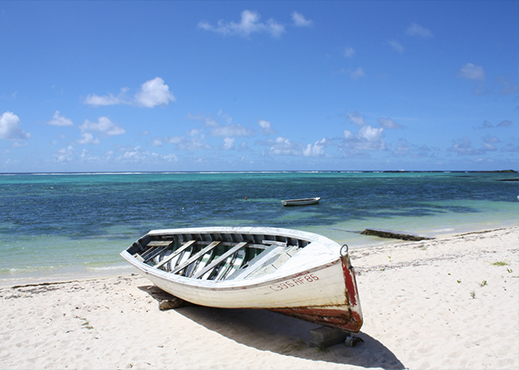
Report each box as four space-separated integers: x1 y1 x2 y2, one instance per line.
121 226 363 332
281 197 321 206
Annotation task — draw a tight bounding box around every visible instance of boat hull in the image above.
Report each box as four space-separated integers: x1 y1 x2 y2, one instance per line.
281 197 321 206
121 226 362 332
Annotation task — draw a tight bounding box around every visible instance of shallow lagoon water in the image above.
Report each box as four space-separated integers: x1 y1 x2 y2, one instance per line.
1 171 517 285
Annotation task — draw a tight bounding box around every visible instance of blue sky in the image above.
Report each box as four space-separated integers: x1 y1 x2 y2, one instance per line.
1 1 518 172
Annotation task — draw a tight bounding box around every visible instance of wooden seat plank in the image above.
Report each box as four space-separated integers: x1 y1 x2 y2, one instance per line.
192 242 248 279
147 240 175 247
142 240 176 262
227 245 285 280
154 240 196 269
143 247 170 263
171 241 221 275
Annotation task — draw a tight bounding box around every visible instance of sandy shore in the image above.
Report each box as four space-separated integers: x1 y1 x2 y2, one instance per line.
1 227 517 369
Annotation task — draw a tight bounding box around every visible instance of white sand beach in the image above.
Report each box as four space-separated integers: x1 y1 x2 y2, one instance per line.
1 227 517 369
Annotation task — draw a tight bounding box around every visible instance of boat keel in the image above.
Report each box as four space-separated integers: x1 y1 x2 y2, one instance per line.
269 305 362 333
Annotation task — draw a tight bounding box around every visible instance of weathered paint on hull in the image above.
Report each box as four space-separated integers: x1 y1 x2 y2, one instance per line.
270 306 362 332
269 255 363 332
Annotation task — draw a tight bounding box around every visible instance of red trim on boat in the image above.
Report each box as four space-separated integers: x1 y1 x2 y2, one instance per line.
341 255 358 307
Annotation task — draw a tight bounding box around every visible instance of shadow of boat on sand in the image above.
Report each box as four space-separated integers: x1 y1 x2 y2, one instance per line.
139 284 405 369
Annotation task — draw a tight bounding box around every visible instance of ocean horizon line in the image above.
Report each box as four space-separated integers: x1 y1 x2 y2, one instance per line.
1 169 517 176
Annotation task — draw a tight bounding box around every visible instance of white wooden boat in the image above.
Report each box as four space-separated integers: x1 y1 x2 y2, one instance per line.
121 226 362 332
281 197 321 206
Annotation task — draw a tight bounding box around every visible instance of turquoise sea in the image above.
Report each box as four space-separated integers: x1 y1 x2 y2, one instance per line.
1 171 517 285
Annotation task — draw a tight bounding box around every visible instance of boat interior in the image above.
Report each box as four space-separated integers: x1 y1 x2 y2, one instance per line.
127 232 311 281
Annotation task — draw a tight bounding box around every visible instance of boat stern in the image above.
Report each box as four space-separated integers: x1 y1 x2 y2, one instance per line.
339 244 363 332
270 245 363 333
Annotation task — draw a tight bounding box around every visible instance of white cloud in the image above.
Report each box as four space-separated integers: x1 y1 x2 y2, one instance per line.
458 63 486 81
159 132 211 151
496 76 519 95
210 124 254 137
497 120 512 127
186 113 219 127
135 77 176 108
483 134 500 144
378 117 402 129
79 116 125 136
84 78 175 108
0 111 30 140
84 88 130 107
116 146 177 163
11 141 28 148
84 93 121 106
358 125 383 142
198 10 285 38
178 136 211 151
187 112 254 137
48 111 73 126
393 141 411 156
344 47 356 58
216 110 233 124
476 120 494 129
392 139 435 158
153 136 183 147
77 132 100 145
482 142 497 151
258 119 274 135
188 128 203 137
262 136 326 157
347 111 366 126
342 125 386 151
303 138 327 157
163 154 178 162
448 137 485 155
164 136 183 144
223 137 235 150
268 136 303 156
55 145 75 163
349 67 364 79
389 40 404 53
291 11 312 27
501 143 519 153
406 22 433 38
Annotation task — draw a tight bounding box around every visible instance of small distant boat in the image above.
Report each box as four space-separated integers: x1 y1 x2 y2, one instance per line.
121 226 362 332
281 197 321 206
